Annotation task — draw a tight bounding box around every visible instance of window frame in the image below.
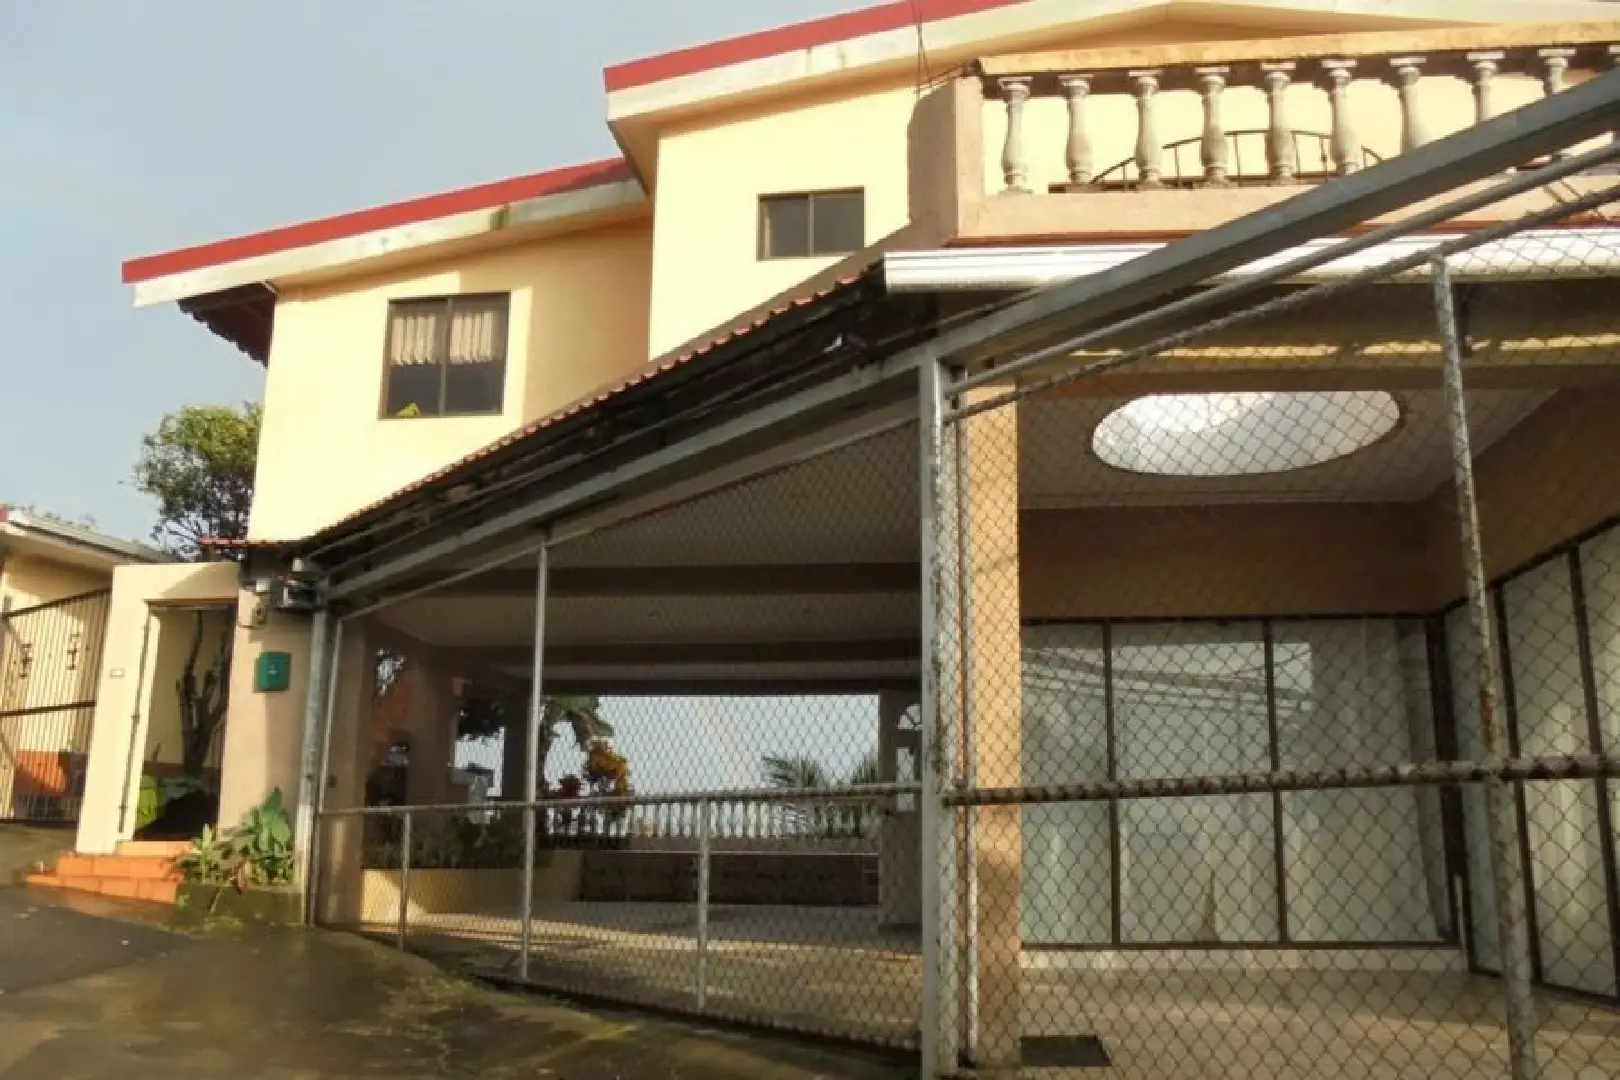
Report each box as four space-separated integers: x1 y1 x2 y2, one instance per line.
379 292 511 420
757 188 866 261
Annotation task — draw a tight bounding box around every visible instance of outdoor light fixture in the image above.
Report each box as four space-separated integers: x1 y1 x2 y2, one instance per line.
1092 391 1401 477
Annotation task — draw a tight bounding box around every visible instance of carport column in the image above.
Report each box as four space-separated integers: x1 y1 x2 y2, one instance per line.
405 650 458 806
878 689 922 926
957 389 1023 1069
500 696 529 801
313 619 376 925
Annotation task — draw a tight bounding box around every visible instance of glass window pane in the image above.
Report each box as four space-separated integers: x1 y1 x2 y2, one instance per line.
1273 618 1444 943
1503 559 1616 996
760 196 810 258
443 361 505 415
1120 794 1278 943
1112 622 1269 778
1111 622 1276 943
386 364 441 417
1022 624 1110 944
811 191 864 255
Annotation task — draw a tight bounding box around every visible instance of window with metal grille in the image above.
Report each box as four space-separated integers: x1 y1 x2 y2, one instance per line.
382 294 509 418
758 189 865 260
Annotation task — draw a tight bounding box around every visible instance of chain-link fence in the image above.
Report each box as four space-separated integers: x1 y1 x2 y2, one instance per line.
312 420 928 1049
304 124 1620 1075
923 161 1620 1075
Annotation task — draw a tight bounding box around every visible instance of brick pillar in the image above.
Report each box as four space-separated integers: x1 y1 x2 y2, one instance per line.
405 655 457 805
961 394 1022 1068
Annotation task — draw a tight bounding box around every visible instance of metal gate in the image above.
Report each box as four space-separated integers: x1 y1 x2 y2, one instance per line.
0 589 111 822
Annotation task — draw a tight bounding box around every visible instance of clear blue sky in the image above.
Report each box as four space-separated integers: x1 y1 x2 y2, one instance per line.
0 0 861 543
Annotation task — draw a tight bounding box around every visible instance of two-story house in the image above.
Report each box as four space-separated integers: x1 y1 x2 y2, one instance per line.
59 0 1620 1072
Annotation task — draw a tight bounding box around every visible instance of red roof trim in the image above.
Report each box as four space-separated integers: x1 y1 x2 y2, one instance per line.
604 0 1028 91
122 157 637 285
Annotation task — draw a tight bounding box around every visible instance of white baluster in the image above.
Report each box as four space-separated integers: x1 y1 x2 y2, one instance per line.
1541 49 1577 160
1541 48 1575 97
1467 51 1503 124
1195 66 1230 186
1262 62 1298 183
1130 70 1163 188
1059 74 1095 188
999 77 1033 194
1389 56 1430 153
1612 46 1620 146
1321 59 1361 176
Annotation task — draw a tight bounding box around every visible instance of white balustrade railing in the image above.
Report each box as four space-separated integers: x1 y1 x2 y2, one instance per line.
990 44 1617 195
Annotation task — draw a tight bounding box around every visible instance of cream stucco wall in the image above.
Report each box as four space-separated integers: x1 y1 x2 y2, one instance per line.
75 562 240 854
647 79 915 356
0 555 108 611
250 219 652 541
643 16 1540 356
216 593 315 829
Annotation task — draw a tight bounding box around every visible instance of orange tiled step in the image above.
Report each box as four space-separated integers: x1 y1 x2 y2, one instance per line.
54 853 180 882
24 869 180 905
24 848 184 906
116 840 191 859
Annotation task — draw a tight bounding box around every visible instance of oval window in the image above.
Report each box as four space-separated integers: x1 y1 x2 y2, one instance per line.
1091 391 1401 476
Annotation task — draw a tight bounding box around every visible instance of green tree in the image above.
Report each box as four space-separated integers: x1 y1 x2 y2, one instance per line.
133 402 260 781
536 695 611 784
761 749 881 837
132 402 260 559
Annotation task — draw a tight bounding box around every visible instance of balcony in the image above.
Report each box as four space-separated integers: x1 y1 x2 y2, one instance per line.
914 23 1620 245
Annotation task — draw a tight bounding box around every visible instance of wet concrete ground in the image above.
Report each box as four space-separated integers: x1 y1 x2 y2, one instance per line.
0 887 915 1079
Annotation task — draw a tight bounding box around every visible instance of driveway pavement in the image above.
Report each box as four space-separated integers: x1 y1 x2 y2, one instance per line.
0 887 913 1079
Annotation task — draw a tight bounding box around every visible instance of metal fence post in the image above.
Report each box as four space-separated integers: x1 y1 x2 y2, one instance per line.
115 610 155 838
520 542 550 982
696 797 712 1012
1432 256 1539 1079
293 610 331 897
919 354 962 1075
304 617 346 927
397 809 412 951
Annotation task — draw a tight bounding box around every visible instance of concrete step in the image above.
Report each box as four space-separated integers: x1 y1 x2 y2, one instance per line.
24 870 179 905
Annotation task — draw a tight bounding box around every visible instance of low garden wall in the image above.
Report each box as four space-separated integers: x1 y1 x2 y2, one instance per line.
363 850 582 918
580 850 879 906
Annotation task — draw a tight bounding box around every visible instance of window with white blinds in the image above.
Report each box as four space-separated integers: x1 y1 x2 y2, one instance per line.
382 294 508 418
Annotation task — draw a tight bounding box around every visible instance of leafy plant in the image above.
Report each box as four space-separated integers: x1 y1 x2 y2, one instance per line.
135 774 212 832
229 788 294 887
174 825 235 885
761 750 882 838
171 788 294 890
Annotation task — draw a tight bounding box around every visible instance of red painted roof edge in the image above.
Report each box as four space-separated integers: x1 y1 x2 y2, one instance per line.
122 157 638 285
604 0 1028 91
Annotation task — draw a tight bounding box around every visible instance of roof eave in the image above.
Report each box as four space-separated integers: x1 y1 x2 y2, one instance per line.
131 175 647 311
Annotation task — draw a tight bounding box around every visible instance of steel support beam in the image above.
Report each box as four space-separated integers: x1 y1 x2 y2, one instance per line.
379 562 921 601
